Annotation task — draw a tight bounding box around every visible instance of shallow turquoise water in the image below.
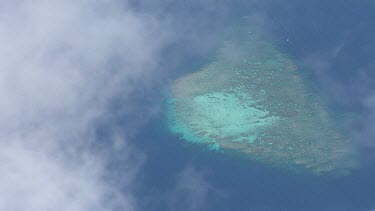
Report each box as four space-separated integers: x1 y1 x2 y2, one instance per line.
133 1 375 210
166 26 358 175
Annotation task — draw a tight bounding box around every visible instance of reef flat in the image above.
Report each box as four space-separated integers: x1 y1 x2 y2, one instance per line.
167 27 358 175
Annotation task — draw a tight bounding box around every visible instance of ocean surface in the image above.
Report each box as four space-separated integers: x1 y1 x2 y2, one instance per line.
126 0 375 210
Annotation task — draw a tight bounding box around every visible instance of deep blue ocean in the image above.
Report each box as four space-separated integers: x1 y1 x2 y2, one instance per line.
124 0 375 210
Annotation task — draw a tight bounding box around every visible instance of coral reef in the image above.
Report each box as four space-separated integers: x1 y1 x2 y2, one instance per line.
167 28 358 175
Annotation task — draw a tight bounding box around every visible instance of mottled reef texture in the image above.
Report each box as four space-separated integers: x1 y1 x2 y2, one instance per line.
167 27 358 175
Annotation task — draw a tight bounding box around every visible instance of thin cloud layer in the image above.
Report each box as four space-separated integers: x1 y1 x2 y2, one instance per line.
167 165 218 211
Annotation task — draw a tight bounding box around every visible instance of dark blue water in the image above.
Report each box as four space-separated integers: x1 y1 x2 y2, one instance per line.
122 1 375 210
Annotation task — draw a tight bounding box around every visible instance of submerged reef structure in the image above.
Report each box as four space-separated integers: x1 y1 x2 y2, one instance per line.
167 27 358 175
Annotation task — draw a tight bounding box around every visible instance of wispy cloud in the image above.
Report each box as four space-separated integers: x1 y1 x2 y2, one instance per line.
302 40 375 147
166 165 221 211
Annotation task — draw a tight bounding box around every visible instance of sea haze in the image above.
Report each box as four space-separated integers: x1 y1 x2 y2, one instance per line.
129 0 375 210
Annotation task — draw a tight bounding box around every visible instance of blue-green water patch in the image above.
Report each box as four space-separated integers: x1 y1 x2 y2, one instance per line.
166 26 358 175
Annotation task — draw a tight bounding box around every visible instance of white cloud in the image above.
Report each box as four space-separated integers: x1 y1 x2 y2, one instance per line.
0 1 170 210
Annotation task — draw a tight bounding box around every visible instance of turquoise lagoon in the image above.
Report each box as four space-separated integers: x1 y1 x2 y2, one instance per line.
166 27 358 175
